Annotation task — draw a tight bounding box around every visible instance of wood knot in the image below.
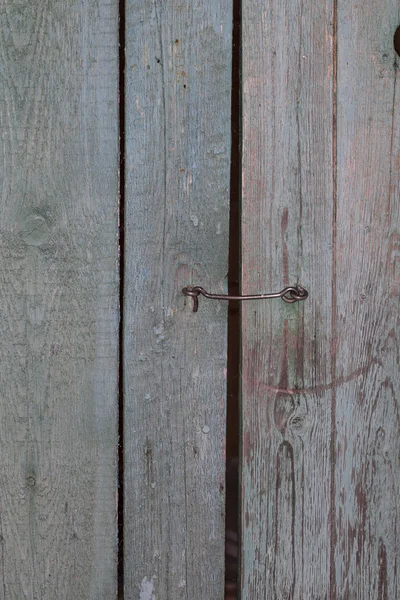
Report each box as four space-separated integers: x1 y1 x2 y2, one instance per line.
18 212 52 247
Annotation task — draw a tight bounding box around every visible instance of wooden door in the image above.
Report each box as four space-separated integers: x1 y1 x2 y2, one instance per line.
1 0 399 598
241 0 400 598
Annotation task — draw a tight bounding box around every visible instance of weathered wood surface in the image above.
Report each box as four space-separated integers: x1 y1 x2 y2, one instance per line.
124 2 232 599
0 1 119 598
334 2 400 597
241 0 400 598
241 0 334 597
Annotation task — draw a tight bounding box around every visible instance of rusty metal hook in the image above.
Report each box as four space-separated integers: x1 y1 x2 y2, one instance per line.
182 285 308 312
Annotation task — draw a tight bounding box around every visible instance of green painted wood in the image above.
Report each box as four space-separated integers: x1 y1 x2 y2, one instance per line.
241 0 400 598
123 2 232 599
334 2 400 597
241 0 335 597
0 2 119 598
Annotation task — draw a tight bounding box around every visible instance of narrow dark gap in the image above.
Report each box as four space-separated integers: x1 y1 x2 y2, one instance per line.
394 25 400 57
225 1 242 599
117 0 126 597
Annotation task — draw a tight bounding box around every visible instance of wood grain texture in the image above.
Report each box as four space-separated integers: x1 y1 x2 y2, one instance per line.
0 1 119 598
334 1 400 597
241 0 400 598
123 2 232 599
241 0 334 597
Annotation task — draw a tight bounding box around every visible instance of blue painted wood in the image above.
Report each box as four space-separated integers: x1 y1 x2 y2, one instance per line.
334 2 400 596
241 0 400 597
241 1 334 594
0 2 119 597
124 1 232 598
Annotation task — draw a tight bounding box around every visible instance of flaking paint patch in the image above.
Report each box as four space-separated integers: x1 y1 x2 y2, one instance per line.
153 323 165 343
140 576 156 600
142 45 149 68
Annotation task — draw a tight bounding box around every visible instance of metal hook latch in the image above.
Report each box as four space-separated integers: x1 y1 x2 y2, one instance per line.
182 285 308 313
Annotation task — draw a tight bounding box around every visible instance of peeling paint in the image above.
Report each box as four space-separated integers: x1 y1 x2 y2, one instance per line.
140 576 157 600
153 323 165 343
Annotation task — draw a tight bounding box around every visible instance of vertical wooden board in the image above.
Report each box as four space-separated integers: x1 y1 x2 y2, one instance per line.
241 0 334 597
124 2 232 599
334 2 400 597
0 1 119 599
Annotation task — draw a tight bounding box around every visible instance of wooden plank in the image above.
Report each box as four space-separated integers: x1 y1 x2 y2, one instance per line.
334 2 400 597
124 2 232 599
0 2 119 598
240 0 335 597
